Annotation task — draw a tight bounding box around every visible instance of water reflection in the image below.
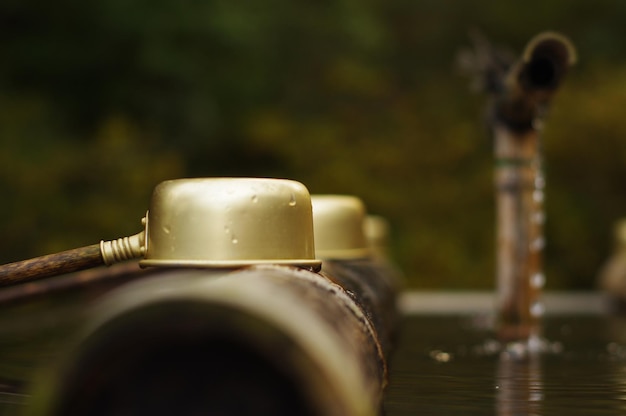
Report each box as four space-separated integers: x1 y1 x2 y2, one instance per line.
496 353 542 416
383 307 626 416
1 294 625 415
607 315 626 413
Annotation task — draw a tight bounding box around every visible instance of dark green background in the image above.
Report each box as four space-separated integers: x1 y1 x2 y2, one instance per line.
2 0 626 289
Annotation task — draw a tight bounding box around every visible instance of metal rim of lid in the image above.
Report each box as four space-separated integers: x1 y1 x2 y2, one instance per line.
311 195 371 260
141 177 321 269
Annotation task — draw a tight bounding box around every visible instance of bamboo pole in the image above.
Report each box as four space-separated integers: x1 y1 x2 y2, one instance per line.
0 232 145 288
0 245 104 287
0 262 152 305
490 32 575 342
494 124 544 341
28 265 396 416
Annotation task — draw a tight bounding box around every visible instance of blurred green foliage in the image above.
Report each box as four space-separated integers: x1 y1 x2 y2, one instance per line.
1 0 626 289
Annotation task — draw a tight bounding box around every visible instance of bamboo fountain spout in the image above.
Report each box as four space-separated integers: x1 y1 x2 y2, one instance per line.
490 32 576 342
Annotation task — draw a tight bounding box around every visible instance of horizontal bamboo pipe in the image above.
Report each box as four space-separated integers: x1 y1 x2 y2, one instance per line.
321 259 401 358
28 264 397 416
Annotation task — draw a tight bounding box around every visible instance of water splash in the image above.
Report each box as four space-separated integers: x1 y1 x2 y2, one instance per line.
429 350 453 363
474 336 563 360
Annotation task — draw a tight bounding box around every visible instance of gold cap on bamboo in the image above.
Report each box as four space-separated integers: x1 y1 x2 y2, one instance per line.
311 195 370 259
140 178 321 269
364 215 391 260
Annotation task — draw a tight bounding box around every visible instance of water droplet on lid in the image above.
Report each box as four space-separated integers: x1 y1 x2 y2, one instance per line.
231 237 238 244
162 225 171 234
251 195 258 203
288 193 297 207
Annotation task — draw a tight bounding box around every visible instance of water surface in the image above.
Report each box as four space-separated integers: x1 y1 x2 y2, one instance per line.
0 291 624 415
384 294 626 415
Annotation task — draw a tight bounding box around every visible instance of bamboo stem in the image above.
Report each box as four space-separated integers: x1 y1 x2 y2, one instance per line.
494 124 544 341
0 245 104 288
488 32 575 342
0 232 145 289
0 262 150 304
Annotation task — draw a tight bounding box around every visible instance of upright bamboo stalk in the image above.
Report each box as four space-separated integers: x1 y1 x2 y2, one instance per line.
494 124 544 341
485 32 575 342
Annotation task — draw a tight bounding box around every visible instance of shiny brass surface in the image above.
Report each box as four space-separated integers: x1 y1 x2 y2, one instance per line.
100 230 146 266
311 195 370 259
364 215 391 260
0 177 320 287
141 178 321 269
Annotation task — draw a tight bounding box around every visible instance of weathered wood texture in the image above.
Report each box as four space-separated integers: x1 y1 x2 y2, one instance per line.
33 265 396 416
494 125 543 341
0 244 104 287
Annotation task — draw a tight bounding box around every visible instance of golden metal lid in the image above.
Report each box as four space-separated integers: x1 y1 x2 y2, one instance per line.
311 195 370 259
140 178 321 269
364 215 391 260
